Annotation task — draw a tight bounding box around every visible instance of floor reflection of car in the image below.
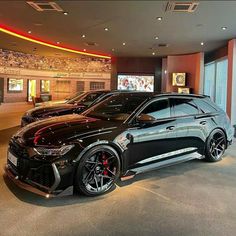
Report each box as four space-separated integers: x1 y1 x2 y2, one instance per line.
35 91 85 107
5 93 233 197
21 90 110 127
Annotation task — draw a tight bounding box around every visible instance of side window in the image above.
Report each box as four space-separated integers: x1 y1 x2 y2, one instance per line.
172 98 199 117
194 98 217 114
142 99 171 120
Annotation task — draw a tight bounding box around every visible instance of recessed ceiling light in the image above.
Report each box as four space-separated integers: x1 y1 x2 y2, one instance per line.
63 12 68 15
56 41 60 44
83 49 86 51
200 42 204 46
152 52 156 55
104 28 109 31
156 17 162 21
221 26 227 30
122 42 126 46
155 36 159 40
28 30 32 34
111 48 115 51
82 34 86 38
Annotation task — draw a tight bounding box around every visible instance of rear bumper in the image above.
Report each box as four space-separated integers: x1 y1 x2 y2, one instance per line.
4 164 73 198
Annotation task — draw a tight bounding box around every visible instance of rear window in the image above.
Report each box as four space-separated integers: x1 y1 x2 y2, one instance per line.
194 98 217 114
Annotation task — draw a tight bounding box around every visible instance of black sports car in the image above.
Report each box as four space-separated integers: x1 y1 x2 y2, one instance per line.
21 90 110 126
5 92 234 197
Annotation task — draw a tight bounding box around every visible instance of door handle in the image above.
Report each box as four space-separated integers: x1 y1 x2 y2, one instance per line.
200 121 207 125
166 126 175 131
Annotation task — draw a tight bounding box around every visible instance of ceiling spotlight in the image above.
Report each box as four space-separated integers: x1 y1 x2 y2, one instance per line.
200 42 204 46
83 49 86 51
155 36 159 40
152 52 156 55
122 42 126 46
56 41 60 44
104 28 109 31
28 30 32 34
111 48 115 51
221 26 227 30
156 17 162 21
81 34 86 38
63 12 68 15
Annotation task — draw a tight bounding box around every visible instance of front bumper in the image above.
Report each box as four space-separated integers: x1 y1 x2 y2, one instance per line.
5 159 74 198
5 164 55 198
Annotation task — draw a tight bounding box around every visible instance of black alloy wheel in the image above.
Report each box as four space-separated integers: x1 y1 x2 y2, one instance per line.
205 129 226 162
75 145 120 196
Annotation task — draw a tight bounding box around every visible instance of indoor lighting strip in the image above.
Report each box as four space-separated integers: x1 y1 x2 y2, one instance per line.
0 24 111 59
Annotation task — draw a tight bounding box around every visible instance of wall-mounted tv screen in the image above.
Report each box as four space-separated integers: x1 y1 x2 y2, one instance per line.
117 74 154 92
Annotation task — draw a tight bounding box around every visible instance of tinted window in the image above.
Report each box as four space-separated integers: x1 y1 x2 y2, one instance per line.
194 98 217 113
142 99 170 120
173 98 199 117
68 92 102 106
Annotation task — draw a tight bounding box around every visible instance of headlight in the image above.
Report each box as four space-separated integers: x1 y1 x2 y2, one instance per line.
34 144 74 156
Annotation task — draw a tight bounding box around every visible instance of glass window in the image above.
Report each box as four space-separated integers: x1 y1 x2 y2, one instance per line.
142 99 170 120
173 98 199 117
8 78 23 92
55 80 70 93
90 82 105 90
84 93 149 121
41 80 50 93
204 63 215 100
204 58 228 112
215 59 228 111
77 81 85 92
194 98 217 114
70 92 103 106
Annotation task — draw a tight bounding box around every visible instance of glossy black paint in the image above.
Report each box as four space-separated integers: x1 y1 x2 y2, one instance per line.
6 93 234 196
21 90 110 126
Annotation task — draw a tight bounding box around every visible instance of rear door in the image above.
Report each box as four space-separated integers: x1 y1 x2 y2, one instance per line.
170 97 205 155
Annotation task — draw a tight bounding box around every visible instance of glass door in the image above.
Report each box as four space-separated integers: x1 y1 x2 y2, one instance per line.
28 79 36 102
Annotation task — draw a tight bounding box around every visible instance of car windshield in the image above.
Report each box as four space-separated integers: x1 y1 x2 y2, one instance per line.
83 93 150 121
67 92 103 106
65 91 84 101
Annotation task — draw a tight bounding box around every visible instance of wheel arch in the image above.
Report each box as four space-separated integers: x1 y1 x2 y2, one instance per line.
73 140 124 173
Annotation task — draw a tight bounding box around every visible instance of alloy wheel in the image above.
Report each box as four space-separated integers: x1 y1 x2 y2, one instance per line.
82 150 119 194
209 132 226 160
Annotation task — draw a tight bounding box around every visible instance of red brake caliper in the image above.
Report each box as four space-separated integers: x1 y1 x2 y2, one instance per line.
102 153 109 176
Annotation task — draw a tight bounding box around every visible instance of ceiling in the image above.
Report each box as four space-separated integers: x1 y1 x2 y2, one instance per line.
0 0 236 58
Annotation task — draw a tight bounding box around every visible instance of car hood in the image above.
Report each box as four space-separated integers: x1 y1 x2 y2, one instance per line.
26 104 82 118
35 100 66 107
14 114 118 146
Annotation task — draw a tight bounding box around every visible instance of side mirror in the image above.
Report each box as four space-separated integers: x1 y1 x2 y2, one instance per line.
136 113 156 123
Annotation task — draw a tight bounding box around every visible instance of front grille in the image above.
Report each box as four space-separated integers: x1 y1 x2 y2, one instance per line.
28 165 55 188
8 139 56 189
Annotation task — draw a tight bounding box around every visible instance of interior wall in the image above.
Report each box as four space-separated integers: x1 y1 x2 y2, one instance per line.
164 53 204 94
111 57 162 92
205 45 228 64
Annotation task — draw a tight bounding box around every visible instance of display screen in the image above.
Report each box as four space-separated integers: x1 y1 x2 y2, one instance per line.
8 78 23 92
117 74 154 92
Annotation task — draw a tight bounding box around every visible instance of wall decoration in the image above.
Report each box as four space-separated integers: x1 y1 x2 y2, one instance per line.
178 87 190 94
172 73 186 86
8 78 23 92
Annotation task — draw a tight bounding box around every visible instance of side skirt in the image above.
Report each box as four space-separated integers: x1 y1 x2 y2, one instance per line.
120 152 204 181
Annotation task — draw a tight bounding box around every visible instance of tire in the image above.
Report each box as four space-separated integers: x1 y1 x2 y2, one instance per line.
205 129 226 162
74 145 120 197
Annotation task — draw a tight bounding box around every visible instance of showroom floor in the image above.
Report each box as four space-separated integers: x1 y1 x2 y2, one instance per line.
0 109 236 236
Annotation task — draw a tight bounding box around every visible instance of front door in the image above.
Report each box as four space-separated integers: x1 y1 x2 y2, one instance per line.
27 79 36 102
125 98 178 170
0 78 4 103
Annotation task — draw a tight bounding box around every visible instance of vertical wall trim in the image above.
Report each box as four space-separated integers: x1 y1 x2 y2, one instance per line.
227 39 236 124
